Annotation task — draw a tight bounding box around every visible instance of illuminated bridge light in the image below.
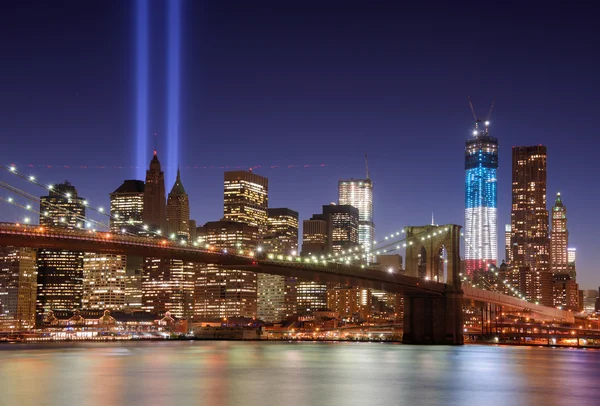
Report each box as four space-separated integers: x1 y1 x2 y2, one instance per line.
29 176 35 181
9 166 16 172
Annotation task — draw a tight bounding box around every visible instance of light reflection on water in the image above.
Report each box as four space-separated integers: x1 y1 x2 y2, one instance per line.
0 342 598 406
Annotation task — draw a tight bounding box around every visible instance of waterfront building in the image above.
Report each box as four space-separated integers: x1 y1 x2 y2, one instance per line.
37 182 85 319
464 121 498 275
258 208 299 322
553 273 579 311
0 247 37 329
195 220 259 319
82 254 126 310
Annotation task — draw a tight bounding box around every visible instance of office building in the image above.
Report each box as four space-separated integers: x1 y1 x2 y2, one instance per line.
498 264 553 306
301 219 328 255
141 257 195 318
510 146 550 305
166 169 190 239
327 286 371 321
195 220 259 319
142 151 166 233
0 247 37 329
109 180 145 234
553 273 579 311
258 208 299 322
464 121 498 275
37 182 85 319
339 158 374 261
124 256 143 310
82 254 126 310
223 171 268 237
550 192 569 275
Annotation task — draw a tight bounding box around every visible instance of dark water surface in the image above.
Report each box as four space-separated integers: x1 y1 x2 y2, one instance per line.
0 341 598 405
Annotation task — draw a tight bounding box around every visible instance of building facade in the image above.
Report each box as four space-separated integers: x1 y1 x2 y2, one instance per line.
258 208 299 322
338 177 374 261
464 122 498 275
510 146 549 274
141 258 195 318
0 247 37 329
567 248 576 279
223 171 268 237
550 192 569 275
142 151 166 234
82 254 126 310
110 180 145 234
37 182 86 320
301 219 328 255
195 220 259 319
505 224 512 264
166 169 190 239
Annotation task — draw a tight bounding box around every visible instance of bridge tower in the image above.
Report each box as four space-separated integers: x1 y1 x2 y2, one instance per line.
402 224 464 345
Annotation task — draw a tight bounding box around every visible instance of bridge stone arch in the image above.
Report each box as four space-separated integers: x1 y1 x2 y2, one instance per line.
404 224 461 290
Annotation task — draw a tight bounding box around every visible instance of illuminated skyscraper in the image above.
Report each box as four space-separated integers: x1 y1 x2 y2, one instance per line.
142 151 166 233
223 171 268 237
301 219 328 255
550 192 569 275
510 146 551 306
464 121 498 275
82 254 126 310
195 220 259 319
110 180 145 234
0 247 37 329
258 208 299 322
166 169 190 239
568 247 576 280
37 182 85 319
510 146 549 270
141 257 195 318
338 157 374 261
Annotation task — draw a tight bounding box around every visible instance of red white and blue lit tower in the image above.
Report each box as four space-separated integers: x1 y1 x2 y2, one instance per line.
464 117 498 275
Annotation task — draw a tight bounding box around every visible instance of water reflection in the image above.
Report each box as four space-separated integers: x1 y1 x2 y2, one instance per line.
0 342 597 405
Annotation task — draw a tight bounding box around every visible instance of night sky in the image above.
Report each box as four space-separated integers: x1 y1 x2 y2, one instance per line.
1 1 598 288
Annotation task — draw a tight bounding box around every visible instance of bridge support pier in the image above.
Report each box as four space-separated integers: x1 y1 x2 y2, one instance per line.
402 290 464 345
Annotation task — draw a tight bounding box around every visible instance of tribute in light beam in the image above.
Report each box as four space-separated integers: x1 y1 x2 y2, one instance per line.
167 0 181 185
135 0 149 180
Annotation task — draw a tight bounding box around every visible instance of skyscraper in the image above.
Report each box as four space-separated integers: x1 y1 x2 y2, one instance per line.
258 208 299 322
223 171 268 237
510 146 549 270
141 257 195 318
37 182 85 319
0 247 37 329
464 121 498 275
110 180 145 234
142 151 166 233
338 156 374 261
567 247 576 279
510 146 551 306
322 204 359 253
195 220 259 319
550 192 569 275
166 169 190 239
301 219 328 255
504 224 512 263
82 254 126 310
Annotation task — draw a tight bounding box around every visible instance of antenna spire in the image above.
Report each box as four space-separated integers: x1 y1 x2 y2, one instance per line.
431 212 435 226
153 132 157 156
365 152 370 179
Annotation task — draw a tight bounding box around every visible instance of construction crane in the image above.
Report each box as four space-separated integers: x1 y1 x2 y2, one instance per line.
468 97 495 135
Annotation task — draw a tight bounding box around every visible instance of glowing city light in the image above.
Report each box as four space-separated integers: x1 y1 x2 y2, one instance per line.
167 0 181 184
135 0 149 179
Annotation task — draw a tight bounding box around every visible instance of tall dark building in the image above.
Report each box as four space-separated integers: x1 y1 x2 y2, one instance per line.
510 146 551 306
464 121 498 275
321 204 360 253
37 182 85 319
166 169 190 239
142 151 166 234
110 180 145 234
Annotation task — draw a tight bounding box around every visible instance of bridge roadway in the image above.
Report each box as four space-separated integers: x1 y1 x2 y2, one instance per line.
0 223 575 320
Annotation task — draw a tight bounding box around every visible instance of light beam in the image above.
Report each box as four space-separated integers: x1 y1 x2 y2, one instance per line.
167 0 181 185
135 0 149 179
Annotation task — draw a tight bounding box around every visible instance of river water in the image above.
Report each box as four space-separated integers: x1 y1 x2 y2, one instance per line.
0 341 598 405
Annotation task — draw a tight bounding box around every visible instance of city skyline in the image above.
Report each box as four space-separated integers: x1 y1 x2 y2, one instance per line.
0 1 598 288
